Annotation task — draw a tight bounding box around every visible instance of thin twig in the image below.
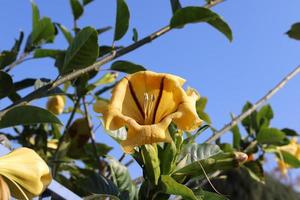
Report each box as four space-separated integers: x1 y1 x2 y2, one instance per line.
82 97 102 173
118 153 126 162
125 159 134 167
206 65 300 143
0 0 223 117
5 52 30 72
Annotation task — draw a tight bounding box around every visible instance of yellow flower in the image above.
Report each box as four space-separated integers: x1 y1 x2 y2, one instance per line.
46 95 65 115
0 148 52 200
276 137 300 175
94 71 202 153
93 99 109 113
277 159 288 176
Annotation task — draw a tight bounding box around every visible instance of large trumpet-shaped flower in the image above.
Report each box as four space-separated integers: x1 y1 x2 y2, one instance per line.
94 71 202 153
0 147 52 200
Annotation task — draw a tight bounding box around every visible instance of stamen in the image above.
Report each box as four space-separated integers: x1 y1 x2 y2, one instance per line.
143 93 155 124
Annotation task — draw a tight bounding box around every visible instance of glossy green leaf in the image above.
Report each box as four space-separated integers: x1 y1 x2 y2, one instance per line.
0 71 14 97
170 0 182 14
177 143 222 167
0 105 62 129
55 23 74 44
174 152 240 178
286 22 300 40
62 27 98 74
31 17 56 46
114 0 130 41
70 0 84 20
160 175 198 200
34 49 64 59
208 17 233 41
257 128 286 145
31 0 40 29
170 7 232 41
141 145 161 185
132 28 138 42
111 60 146 74
256 104 273 129
281 128 299 136
107 157 137 200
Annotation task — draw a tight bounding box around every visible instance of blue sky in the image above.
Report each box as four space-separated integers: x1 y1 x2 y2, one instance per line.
1 0 300 180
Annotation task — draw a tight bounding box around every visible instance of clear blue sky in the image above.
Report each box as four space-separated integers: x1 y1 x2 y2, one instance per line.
1 0 300 180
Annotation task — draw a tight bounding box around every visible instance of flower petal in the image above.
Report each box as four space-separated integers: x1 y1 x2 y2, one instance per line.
0 148 52 199
120 116 173 154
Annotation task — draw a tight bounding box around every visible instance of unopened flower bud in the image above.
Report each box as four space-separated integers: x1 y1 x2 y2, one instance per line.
46 95 65 115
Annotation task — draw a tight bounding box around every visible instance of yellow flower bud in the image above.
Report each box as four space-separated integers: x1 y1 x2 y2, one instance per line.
46 95 65 115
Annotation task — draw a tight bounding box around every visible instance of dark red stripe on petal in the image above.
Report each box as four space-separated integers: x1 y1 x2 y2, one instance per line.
126 78 145 120
152 76 165 124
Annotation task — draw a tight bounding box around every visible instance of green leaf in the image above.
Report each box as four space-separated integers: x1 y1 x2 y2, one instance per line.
111 60 146 74
170 0 182 14
31 17 56 46
70 0 84 20
132 28 138 42
241 102 258 135
114 0 130 41
82 0 94 6
280 151 300 168
55 23 74 44
97 26 112 35
207 17 233 42
177 143 222 166
107 157 137 200
286 22 300 40
196 97 207 111
62 27 98 74
141 145 161 185
170 7 232 41
230 113 241 149
197 190 228 200
257 128 286 145
174 152 241 178
256 104 273 130
31 0 40 29
87 72 118 91
197 111 211 124
160 175 198 200
34 49 64 59
84 194 120 200
243 161 265 182
77 170 120 197
0 51 17 70
281 128 299 136
159 141 177 175
0 71 14 97
0 105 62 129
183 125 209 144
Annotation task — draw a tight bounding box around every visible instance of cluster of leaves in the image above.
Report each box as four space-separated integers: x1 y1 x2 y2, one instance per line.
0 0 298 199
